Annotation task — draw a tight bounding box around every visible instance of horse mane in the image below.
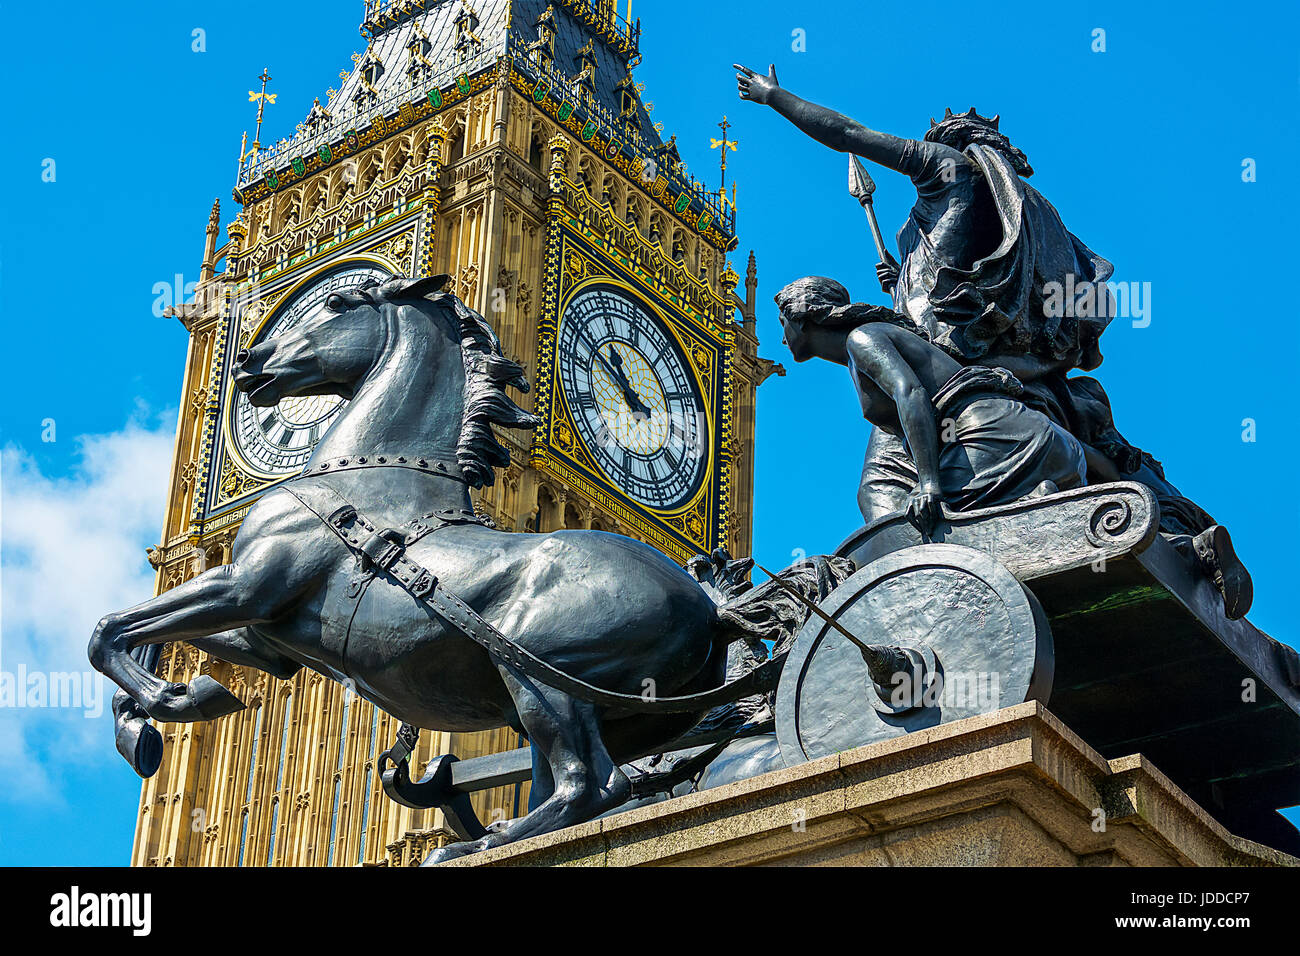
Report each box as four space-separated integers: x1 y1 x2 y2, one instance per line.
364 276 543 488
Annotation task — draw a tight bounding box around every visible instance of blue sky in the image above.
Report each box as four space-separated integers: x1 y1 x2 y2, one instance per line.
1 1 1296 864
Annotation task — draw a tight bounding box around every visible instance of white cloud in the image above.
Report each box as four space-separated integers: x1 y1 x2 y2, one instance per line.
0 410 177 803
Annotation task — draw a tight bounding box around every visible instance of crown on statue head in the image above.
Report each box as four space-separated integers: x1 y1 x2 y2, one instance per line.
930 107 1001 131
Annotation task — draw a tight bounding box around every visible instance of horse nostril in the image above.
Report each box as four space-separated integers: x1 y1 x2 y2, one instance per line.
235 349 250 367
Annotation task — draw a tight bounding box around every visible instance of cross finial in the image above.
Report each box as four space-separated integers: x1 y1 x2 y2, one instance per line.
710 114 739 201
246 67 276 163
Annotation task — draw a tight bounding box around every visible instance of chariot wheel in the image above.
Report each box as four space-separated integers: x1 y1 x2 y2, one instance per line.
775 543 1054 767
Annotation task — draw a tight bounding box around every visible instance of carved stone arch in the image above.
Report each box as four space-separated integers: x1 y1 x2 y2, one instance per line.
536 483 561 533
445 111 468 163
576 153 597 192
382 138 410 181
601 170 620 209
284 186 304 229
302 176 328 220
527 118 550 171
411 128 430 167
356 149 383 194
326 164 352 208
648 209 665 247
563 501 583 530
263 194 284 236
625 191 644 230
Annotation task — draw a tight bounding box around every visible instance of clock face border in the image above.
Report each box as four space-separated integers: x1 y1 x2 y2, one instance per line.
556 279 711 512
537 225 732 556
220 256 395 484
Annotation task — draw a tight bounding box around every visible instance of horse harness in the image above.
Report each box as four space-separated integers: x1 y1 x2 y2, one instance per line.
281 468 788 722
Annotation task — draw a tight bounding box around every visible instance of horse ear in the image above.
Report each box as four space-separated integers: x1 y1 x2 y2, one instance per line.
404 274 452 300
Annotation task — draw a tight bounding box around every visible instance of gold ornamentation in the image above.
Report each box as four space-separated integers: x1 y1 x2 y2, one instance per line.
218 458 266 504
553 418 574 454
374 230 415 271
689 342 711 376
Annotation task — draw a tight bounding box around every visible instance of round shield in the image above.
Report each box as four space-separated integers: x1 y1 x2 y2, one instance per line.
775 543 1053 767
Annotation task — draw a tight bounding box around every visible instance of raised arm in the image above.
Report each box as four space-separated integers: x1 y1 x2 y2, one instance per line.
735 63 938 177
846 325 945 534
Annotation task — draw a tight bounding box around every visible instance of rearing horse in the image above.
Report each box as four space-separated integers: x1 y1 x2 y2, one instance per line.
89 275 816 863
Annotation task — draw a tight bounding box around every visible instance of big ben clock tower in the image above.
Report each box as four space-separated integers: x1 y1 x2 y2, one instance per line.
134 0 778 867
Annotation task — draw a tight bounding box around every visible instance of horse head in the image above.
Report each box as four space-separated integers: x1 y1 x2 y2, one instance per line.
233 273 541 486
233 273 452 406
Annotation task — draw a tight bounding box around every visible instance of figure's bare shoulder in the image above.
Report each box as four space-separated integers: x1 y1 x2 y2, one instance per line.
846 321 914 364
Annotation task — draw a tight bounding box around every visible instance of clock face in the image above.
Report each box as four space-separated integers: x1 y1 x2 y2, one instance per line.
558 286 708 509
229 263 391 477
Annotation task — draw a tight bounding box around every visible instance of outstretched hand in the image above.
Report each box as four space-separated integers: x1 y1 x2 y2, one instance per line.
735 63 780 106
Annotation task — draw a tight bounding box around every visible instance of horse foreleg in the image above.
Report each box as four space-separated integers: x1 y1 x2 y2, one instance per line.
89 561 305 723
190 628 303 680
423 671 630 865
107 627 303 778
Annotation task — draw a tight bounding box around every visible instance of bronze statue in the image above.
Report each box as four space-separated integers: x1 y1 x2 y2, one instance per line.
775 275 1087 534
736 63 1252 617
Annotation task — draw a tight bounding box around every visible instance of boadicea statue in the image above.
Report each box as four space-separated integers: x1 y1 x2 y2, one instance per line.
87 274 852 864
736 62 1251 618
87 69 1299 865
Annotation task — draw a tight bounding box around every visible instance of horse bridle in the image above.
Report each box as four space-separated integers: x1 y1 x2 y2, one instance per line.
299 453 469 483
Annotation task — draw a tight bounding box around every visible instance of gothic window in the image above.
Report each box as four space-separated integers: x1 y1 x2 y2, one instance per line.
447 126 466 164
537 486 560 533
237 809 250 867
528 128 546 172
356 707 381 865
528 5 557 69
265 691 292 865
326 689 352 866
573 39 598 102
237 703 263 866
406 25 433 80
454 3 482 62
302 98 331 135
265 800 279 867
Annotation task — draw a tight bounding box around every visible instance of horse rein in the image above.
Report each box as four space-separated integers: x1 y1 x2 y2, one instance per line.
281 480 787 717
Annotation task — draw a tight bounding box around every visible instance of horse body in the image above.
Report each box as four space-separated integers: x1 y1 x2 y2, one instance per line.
316 513 725 738
90 275 738 862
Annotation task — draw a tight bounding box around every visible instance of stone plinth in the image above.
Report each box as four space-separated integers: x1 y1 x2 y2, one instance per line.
444 703 1297 866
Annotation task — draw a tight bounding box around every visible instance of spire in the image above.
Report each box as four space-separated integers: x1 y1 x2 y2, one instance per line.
201 198 221 283
743 251 758 333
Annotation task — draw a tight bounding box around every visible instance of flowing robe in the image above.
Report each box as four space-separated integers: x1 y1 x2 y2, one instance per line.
892 141 1114 373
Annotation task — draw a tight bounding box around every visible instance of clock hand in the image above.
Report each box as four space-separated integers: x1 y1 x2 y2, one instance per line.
596 347 652 418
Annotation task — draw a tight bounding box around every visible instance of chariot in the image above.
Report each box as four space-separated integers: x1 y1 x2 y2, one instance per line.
399 480 1300 856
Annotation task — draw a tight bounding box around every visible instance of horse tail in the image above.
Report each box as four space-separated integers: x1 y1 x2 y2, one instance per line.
712 555 856 656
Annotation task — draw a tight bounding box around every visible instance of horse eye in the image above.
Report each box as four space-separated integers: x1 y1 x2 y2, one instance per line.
326 294 346 312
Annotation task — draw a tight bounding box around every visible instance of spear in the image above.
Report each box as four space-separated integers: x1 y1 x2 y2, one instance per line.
754 563 913 691
848 155 900 289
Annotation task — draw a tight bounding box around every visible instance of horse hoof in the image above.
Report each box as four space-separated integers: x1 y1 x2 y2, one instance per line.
188 676 247 719
144 676 245 722
420 838 486 866
115 715 163 778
